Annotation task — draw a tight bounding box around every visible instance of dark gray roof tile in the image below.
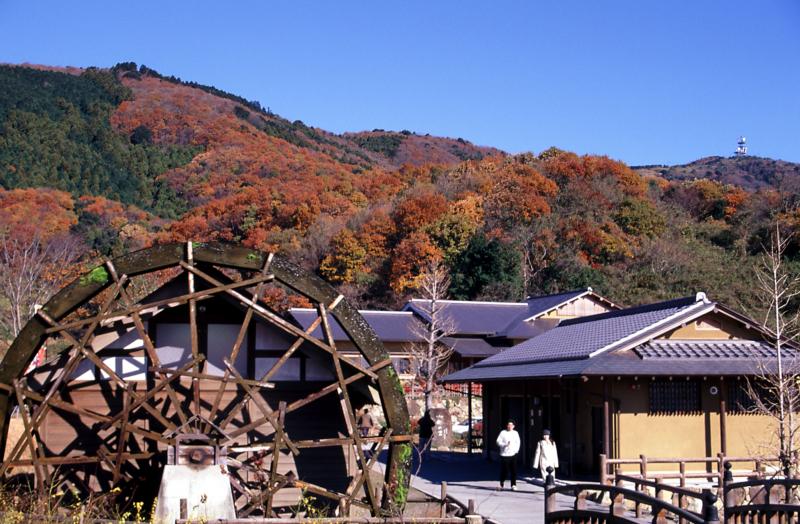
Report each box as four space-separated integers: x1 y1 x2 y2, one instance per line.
404 299 529 336
289 309 426 342
474 296 706 367
635 340 781 360
442 337 501 358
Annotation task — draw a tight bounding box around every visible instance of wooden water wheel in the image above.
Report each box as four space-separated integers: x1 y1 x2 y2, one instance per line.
0 242 412 517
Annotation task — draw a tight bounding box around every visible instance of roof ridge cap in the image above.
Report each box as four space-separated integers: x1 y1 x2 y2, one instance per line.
408 298 527 306
650 338 763 344
588 300 715 359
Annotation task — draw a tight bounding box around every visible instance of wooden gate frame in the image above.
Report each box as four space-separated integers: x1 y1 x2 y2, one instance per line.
0 242 412 512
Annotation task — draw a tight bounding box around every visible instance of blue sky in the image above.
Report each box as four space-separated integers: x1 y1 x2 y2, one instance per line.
1 1 798 165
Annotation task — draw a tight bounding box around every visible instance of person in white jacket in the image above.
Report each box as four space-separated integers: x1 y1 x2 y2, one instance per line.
534 429 559 481
495 420 521 490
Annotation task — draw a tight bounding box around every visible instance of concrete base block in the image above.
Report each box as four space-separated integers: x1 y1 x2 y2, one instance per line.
154 465 236 523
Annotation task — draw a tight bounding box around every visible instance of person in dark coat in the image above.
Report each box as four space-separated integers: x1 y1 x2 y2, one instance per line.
418 410 435 457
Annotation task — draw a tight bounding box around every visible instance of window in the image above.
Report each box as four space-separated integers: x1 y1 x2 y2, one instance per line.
393 357 412 375
254 323 304 381
155 323 192 368
254 355 301 381
649 380 701 413
727 382 757 413
207 323 249 376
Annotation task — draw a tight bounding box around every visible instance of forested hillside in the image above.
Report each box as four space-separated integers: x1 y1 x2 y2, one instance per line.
1 62 799 343
634 156 800 192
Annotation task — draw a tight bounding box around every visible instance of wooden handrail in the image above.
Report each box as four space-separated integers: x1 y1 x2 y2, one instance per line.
545 481 711 524
615 473 712 499
600 453 779 485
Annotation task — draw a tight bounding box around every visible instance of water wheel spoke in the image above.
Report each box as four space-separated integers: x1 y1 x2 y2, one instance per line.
318 302 380 514
206 254 273 431
107 261 194 429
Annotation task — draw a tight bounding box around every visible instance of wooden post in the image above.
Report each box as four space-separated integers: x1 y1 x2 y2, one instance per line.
703 489 720 524
719 380 728 456
546 379 552 430
544 467 557 515
570 378 577 477
467 499 475 515
186 242 201 423
440 481 447 518
716 452 726 487
523 379 529 467
640 454 648 482
179 498 188 520
599 453 608 484
467 382 473 454
603 379 611 458
611 491 626 517
723 460 733 493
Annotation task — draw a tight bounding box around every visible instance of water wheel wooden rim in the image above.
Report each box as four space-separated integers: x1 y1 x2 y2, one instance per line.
0 242 412 516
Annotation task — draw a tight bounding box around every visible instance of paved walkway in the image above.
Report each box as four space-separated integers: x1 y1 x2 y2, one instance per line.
407 451 546 524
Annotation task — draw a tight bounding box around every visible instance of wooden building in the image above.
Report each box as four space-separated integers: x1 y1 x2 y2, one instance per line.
442 292 787 477
404 288 618 349
291 288 618 382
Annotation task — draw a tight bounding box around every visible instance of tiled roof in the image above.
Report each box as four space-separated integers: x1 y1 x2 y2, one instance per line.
473 296 707 367
497 317 558 340
443 358 591 382
495 290 590 338
441 349 794 382
288 309 426 342
405 288 609 338
437 294 799 383
404 299 529 336
442 337 500 358
635 340 781 360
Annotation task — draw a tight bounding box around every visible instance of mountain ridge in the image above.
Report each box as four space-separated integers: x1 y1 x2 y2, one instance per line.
633 155 800 192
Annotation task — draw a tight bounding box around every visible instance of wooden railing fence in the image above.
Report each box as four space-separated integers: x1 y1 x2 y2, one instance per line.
614 474 710 524
722 462 800 524
600 454 779 487
544 467 719 524
174 519 477 523
551 457 800 524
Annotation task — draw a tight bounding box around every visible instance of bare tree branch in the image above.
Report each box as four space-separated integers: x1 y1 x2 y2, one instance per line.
405 260 456 412
0 233 81 339
746 223 800 476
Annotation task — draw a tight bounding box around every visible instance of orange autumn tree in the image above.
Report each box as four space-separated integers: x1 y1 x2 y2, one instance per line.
319 228 368 284
389 232 443 294
392 191 449 237
0 188 78 240
483 161 557 230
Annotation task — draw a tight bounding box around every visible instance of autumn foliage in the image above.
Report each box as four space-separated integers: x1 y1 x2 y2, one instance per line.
1 62 798 338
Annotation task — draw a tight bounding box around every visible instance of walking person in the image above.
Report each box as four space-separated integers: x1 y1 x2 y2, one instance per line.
496 419 520 490
534 429 559 481
357 407 375 438
417 410 435 458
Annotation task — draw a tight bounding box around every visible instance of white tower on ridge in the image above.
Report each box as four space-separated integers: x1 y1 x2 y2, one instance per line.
735 136 748 156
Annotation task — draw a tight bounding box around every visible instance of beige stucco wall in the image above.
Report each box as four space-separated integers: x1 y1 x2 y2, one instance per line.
663 312 753 340
611 378 776 470
540 296 614 320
